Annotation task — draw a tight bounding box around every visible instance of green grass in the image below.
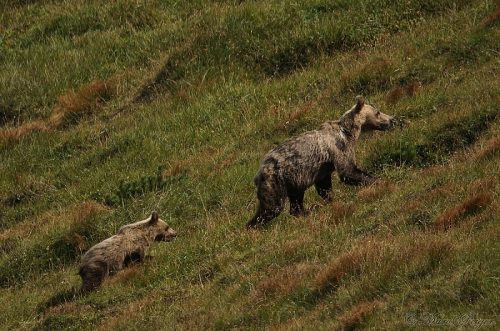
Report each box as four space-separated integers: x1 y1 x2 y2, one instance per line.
1 0 499 329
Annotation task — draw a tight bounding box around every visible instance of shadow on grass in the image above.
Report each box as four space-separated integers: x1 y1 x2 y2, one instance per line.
39 287 81 313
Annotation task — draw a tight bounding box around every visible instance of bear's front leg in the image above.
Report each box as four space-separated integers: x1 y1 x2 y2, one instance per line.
124 250 145 266
336 160 377 186
340 168 377 186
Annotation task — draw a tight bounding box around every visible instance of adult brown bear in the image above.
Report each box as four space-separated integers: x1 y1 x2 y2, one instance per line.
247 96 395 228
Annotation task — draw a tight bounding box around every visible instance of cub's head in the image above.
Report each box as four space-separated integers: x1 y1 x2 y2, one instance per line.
341 96 395 133
148 212 177 241
119 212 177 241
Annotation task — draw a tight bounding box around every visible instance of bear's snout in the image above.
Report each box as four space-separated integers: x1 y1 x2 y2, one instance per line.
379 115 396 131
155 227 177 241
388 116 396 129
167 228 177 239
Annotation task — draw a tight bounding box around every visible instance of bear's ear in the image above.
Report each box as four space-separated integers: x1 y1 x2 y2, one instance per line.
354 95 365 112
149 211 159 225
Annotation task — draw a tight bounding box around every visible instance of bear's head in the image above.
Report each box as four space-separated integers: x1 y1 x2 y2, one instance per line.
148 212 177 241
340 96 395 136
118 211 177 241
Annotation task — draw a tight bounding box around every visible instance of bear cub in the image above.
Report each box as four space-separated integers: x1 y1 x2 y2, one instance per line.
79 212 176 292
248 96 395 228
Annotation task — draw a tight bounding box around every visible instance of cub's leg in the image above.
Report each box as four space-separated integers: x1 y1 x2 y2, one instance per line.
124 250 145 266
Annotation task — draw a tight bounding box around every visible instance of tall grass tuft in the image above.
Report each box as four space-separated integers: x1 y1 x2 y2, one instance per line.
256 263 315 298
478 7 500 29
48 79 116 128
434 193 493 230
0 120 47 147
314 237 453 296
338 300 383 331
474 135 500 160
314 242 374 295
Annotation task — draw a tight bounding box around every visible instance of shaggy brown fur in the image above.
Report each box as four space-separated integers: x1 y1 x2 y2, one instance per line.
247 96 395 228
79 212 176 292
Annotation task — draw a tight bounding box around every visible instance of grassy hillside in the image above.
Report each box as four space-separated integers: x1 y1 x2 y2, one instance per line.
1 0 499 329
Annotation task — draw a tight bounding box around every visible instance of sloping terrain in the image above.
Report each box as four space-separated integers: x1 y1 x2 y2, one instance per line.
0 0 499 329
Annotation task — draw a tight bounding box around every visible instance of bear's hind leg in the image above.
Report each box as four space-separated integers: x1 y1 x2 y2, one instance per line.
289 189 306 216
315 174 332 203
79 262 108 293
247 174 286 228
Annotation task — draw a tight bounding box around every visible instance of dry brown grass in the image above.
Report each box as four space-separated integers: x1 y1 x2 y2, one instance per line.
407 237 453 261
418 164 443 176
210 152 238 176
107 265 141 285
424 184 453 201
314 242 375 294
474 135 500 160
73 200 108 221
267 303 329 331
0 201 107 246
162 159 192 178
434 193 493 230
256 263 316 297
63 201 109 253
385 81 421 104
314 236 453 295
281 237 312 257
0 210 54 243
357 180 394 201
385 86 405 105
338 300 383 331
401 183 455 220
329 202 356 222
405 199 422 212
95 295 155 331
463 203 498 229
0 79 116 148
289 101 316 122
478 8 500 29
0 120 47 146
276 101 317 133
467 177 497 194
48 79 116 128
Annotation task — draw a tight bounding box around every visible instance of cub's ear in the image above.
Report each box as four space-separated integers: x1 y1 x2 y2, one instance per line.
149 211 159 225
354 95 365 112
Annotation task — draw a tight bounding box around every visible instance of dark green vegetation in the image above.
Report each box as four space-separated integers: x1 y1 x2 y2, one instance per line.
1 0 499 330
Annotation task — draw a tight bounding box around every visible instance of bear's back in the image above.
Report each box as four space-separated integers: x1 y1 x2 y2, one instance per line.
81 234 128 270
